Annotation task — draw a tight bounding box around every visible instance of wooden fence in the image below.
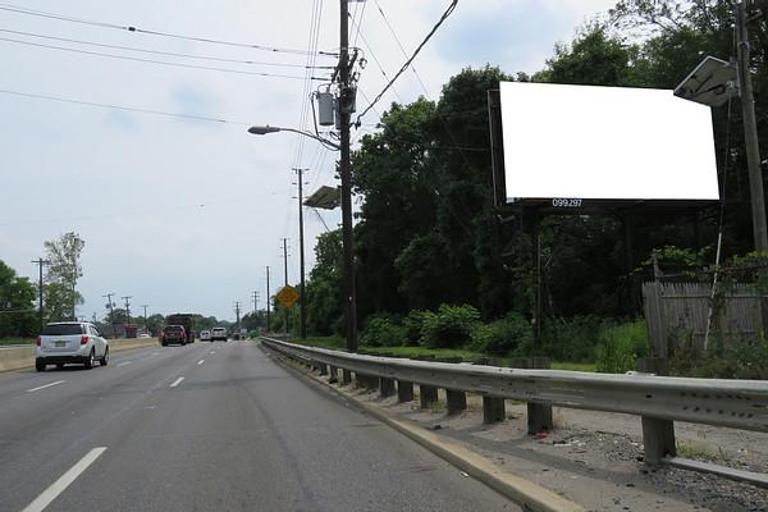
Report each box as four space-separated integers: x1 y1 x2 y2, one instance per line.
642 281 767 358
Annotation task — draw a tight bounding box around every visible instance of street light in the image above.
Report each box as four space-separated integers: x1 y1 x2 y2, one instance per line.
247 124 357 353
248 125 340 150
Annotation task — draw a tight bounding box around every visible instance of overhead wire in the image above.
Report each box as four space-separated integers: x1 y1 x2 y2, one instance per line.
0 36 327 80
348 15 404 105
359 0 474 236
0 28 336 69
0 3 337 57
355 0 459 124
0 88 249 125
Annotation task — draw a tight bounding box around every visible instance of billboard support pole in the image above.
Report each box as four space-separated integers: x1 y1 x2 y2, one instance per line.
531 210 543 347
735 0 768 251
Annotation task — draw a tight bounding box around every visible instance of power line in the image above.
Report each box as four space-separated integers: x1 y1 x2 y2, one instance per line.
0 28 336 69
0 88 249 125
372 0 432 93
352 0 369 48
348 16 404 105
356 0 459 124
0 3 338 57
0 36 330 80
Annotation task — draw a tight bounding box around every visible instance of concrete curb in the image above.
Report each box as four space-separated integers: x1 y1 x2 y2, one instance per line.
0 339 158 374
264 345 585 512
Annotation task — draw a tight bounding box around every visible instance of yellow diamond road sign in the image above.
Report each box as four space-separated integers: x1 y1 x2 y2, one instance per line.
276 286 300 309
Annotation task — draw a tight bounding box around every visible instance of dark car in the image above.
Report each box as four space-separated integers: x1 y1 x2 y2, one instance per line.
160 325 188 346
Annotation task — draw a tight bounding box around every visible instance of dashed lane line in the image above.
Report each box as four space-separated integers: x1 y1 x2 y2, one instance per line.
26 380 65 393
21 447 107 512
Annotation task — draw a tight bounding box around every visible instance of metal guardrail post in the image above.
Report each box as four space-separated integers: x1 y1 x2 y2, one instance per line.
318 362 328 376
357 373 378 390
511 357 553 434
446 389 467 415
483 396 506 424
328 365 338 384
642 416 677 465
397 381 414 403
420 385 439 409
379 377 396 398
341 369 352 385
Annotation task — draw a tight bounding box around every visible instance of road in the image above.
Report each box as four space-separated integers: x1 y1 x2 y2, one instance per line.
0 340 517 511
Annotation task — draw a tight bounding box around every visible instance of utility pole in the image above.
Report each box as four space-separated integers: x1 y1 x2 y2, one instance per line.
338 0 358 352
103 293 116 338
293 167 308 339
281 237 290 335
141 304 149 331
266 266 271 332
121 296 132 325
735 0 768 251
31 258 49 332
234 301 241 335
252 291 259 314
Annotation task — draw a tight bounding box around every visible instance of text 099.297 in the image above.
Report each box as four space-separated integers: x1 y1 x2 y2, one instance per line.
552 198 583 208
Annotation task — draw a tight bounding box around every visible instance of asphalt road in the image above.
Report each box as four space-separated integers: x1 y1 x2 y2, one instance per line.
0 340 518 512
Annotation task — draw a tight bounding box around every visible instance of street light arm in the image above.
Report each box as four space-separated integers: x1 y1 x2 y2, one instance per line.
247 125 340 151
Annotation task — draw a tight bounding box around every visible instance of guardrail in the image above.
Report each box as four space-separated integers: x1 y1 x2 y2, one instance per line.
261 336 768 482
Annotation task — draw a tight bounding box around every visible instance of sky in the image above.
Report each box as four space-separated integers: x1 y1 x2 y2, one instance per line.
0 0 618 322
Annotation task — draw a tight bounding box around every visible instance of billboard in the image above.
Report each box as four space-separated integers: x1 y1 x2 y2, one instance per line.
496 82 719 207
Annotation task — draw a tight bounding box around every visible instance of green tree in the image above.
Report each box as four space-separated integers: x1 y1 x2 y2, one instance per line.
44 232 85 321
0 260 37 337
305 230 343 335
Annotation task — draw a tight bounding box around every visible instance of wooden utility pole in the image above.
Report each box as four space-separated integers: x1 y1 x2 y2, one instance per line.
31 258 49 331
281 238 289 334
265 266 271 332
735 0 768 251
338 0 358 352
293 167 308 339
121 296 132 325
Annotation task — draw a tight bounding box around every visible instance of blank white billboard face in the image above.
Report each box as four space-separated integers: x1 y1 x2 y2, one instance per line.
499 82 720 202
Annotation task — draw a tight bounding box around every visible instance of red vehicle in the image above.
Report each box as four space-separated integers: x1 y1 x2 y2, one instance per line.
160 325 188 346
165 313 195 344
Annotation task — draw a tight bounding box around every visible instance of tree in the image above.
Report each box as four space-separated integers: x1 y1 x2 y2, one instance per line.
44 232 85 321
304 230 343 336
0 260 37 337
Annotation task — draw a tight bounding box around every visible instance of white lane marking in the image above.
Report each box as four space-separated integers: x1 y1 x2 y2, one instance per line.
21 447 107 512
26 380 65 393
116 361 132 367
197 359 205 366
169 377 184 388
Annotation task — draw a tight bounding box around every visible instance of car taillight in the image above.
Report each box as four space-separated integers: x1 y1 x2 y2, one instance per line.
36 336 41 347
80 335 89 345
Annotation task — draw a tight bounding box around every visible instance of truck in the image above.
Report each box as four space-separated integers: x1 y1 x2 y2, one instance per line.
165 313 195 344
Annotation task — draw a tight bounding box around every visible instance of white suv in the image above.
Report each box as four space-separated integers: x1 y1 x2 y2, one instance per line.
211 327 228 342
36 322 109 371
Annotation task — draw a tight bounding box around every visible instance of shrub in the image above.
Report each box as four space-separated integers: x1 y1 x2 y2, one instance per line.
540 315 603 362
420 304 481 348
360 314 407 347
596 320 649 373
403 310 430 346
471 312 532 356
670 337 768 379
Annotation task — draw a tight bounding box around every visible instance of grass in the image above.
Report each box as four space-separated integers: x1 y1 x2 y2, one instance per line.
289 336 597 371
678 442 731 464
550 361 597 372
0 337 34 346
